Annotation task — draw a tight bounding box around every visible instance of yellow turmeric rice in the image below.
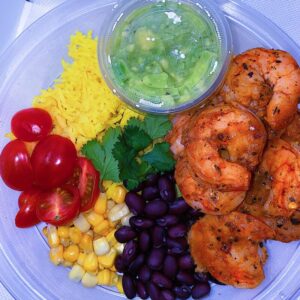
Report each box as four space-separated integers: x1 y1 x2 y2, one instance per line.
33 31 142 150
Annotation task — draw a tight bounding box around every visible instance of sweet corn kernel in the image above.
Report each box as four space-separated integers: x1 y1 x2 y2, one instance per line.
94 193 107 215
93 220 110 234
63 244 80 263
102 180 113 191
101 228 111 236
108 220 118 228
98 248 117 269
79 234 93 252
97 269 112 286
110 185 127 204
85 211 104 227
121 213 133 226
77 252 87 266
115 243 125 254
110 272 118 286
60 238 70 247
110 265 116 272
63 261 73 267
108 203 130 222
83 252 98 273
47 225 60 248
42 226 48 237
69 227 82 244
107 200 115 211
82 273 98 288
93 237 110 256
86 230 94 238
106 230 117 246
57 226 69 238
73 213 91 233
49 245 64 265
69 264 85 282
116 276 124 293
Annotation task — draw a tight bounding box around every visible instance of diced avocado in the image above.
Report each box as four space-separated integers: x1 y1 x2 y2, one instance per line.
112 59 130 82
161 95 176 107
135 27 157 51
142 73 169 89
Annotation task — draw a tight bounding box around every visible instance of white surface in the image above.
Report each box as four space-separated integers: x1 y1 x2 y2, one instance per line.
0 0 300 299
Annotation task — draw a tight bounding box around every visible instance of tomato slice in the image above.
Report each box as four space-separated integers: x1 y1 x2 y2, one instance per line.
36 185 80 226
31 135 77 189
0 140 34 191
15 189 40 228
11 108 53 142
70 157 100 212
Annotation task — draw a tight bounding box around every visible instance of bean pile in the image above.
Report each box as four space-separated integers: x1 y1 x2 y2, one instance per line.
114 173 212 299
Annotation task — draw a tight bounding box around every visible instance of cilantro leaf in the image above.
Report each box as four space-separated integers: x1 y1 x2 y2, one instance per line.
123 125 152 151
141 142 175 172
126 117 144 128
142 115 172 139
81 127 121 182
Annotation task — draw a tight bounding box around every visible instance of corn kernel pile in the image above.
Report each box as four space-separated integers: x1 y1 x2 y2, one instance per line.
43 181 132 292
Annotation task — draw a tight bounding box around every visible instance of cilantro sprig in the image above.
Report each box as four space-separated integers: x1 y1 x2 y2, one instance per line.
81 115 175 190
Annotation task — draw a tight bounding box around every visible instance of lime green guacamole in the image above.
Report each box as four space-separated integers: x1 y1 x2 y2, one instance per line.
109 1 222 108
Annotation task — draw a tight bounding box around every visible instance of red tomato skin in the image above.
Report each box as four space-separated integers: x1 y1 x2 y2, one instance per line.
77 157 100 212
36 185 80 226
31 135 77 189
0 140 33 191
15 189 40 228
11 108 53 142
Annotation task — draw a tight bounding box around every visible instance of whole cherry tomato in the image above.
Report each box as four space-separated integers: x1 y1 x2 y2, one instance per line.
11 108 53 142
36 185 80 226
69 157 100 212
15 189 40 228
31 135 77 189
0 140 33 191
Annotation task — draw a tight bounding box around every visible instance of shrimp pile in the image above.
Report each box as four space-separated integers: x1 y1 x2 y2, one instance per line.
167 47 300 288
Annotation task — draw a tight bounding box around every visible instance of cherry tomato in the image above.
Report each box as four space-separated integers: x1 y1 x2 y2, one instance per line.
31 135 77 189
0 140 33 191
70 157 100 212
15 189 40 228
11 108 52 142
36 185 80 226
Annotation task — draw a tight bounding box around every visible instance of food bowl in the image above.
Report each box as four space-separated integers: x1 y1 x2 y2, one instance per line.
99 0 233 114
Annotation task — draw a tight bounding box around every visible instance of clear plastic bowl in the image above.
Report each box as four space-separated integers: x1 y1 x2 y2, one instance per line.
0 0 300 300
99 0 233 114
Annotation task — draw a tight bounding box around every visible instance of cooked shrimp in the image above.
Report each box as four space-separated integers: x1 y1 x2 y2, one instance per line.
282 112 300 151
221 48 300 131
184 105 267 191
165 112 192 158
259 139 300 217
239 170 300 243
175 156 246 214
188 212 274 288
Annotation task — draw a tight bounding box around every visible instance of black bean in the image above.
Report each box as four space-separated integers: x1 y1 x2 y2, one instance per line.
145 173 160 186
136 280 149 299
115 255 126 273
176 270 194 285
139 231 151 252
192 282 211 299
115 226 137 243
152 226 166 248
169 198 189 215
128 254 145 275
142 186 159 201
158 175 176 202
147 282 161 300
152 272 173 289
161 289 175 300
145 199 168 218
194 272 209 283
138 265 152 283
168 224 187 239
125 192 145 215
188 208 205 219
129 216 154 230
122 240 138 265
147 248 165 270
163 255 178 279
122 274 136 299
174 285 191 299
178 254 195 270
166 237 188 255
156 215 179 227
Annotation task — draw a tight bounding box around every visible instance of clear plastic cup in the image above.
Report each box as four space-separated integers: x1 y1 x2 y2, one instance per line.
98 0 233 114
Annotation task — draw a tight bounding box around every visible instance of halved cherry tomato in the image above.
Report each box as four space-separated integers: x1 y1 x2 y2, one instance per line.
15 189 40 228
36 185 80 226
0 140 33 191
11 108 52 142
70 157 100 212
31 135 77 189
